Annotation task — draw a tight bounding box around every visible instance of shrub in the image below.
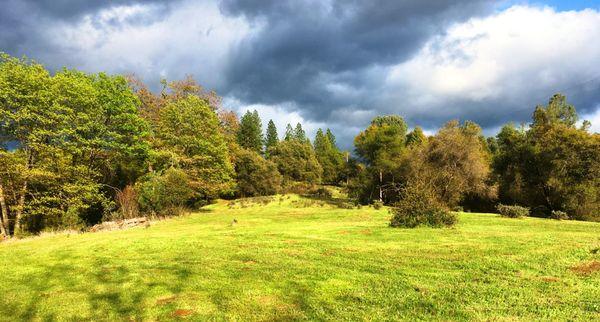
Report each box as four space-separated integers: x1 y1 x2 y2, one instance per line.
136 168 194 216
283 181 314 195
114 185 140 220
550 210 569 220
390 183 457 228
496 204 529 218
373 200 384 210
310 187 333 199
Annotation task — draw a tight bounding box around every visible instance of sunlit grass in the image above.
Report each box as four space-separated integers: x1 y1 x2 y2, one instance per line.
1 194 599 320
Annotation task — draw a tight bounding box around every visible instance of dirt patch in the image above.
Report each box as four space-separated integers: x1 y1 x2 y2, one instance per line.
156 295 177 305
541 276 560 282
359 229 372 235
89 217 149 232
322 249 336 256
338 230 349 235
570 261 600 276
172 309 193 317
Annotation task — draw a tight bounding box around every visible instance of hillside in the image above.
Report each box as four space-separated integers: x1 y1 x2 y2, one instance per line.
0 195 599 321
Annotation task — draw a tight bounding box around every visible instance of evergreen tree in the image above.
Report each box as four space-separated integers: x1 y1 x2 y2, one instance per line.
314 129 345 184
354 115 408 202
406 126 427 147
294 123 307 142
284 123 294 141
237 110 263 153
326 129 337 148
265 119 279 153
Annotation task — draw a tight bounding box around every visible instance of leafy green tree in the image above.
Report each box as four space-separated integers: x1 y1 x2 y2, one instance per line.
494 94 599 220
314 128 345 184
265 119 279 153
155 95 234 202
0 54 150 235
410 120 494 208
269 140 322 185
233 148 282 197
237 110 263 153
354 115 408 202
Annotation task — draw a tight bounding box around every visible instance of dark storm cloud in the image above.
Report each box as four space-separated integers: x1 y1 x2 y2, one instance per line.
219 0 497 122
2 0 599 150
0 0 174 62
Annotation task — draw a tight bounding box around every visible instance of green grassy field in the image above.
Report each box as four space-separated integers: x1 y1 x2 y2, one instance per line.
0 194 599 321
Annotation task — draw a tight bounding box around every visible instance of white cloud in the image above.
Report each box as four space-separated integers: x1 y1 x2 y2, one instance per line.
581 106 600 133
44 0 251 90
223 98 327 141
385 5 600 123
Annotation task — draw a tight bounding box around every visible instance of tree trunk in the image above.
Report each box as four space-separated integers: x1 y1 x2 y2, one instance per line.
13 180 27 236
0 183 7 237
379 170 383 202
14 152 32 236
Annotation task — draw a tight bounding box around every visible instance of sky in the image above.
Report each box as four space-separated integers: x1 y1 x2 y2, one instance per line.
1 0 600 149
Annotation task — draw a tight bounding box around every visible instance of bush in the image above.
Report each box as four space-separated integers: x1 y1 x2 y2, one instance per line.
310 187 333 199
234 148 282 197
496 204 529 218
113 185 140 220
373 200 384 210
452 206 464 212
136 168 194 216
550 210 569 220
390 184 457 228
283 181 315 195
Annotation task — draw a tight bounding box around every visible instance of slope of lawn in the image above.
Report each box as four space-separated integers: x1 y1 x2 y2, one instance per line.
0 194 599 321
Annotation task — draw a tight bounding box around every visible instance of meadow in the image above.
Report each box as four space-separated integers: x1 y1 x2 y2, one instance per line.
0 194 599 321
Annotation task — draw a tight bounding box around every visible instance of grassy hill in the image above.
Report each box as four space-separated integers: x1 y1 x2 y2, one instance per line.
0 194 599 321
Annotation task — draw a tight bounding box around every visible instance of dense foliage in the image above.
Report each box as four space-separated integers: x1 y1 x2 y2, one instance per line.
1 52 598 236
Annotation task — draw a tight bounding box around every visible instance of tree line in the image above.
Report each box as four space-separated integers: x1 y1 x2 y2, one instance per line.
0 54 598 236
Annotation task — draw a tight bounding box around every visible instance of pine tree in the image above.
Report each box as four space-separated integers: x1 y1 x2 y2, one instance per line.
237 110 263 153
326 129 337 148
314 128 345 184
265 120 279 153
406 126 427 146
294 123 307 142
284 123 294 141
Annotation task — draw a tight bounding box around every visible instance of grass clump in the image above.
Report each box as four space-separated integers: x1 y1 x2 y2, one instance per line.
496 204 530 218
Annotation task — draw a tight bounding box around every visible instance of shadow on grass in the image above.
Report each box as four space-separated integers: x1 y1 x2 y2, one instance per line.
14 250 195 320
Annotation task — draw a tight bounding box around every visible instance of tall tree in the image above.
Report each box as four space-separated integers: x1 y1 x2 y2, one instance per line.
314 128 345 184
265 119 279 153
294 123 307 142
354 115 408 202
409 120 493 208
494 94 600 220
326 129 337 148
269 140 322 185
0 54 150 235
155 96 235 201
284 124 294 141
237 110 263 154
